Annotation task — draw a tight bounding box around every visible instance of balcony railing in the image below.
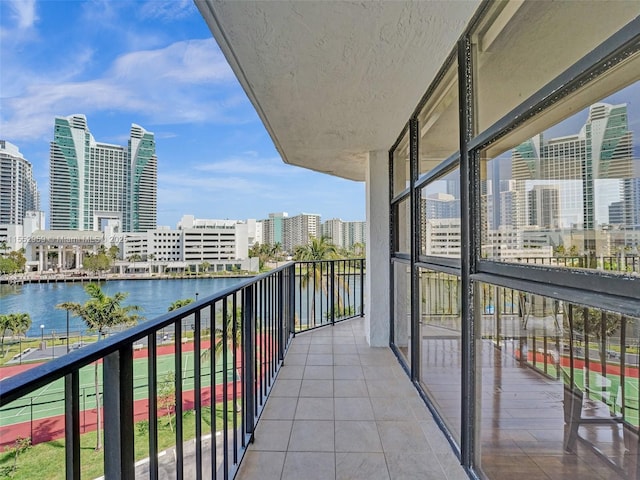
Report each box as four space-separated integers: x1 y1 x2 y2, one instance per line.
0 259 364 479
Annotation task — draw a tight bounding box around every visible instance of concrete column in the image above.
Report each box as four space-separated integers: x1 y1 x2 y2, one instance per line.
58 245 63 269
75 248 81 269
365 150 390 347
39 245 45 271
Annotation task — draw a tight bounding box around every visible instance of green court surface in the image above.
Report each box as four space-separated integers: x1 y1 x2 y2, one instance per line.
0 350 238 428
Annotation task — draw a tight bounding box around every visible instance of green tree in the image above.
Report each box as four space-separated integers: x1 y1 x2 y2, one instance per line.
56 283 141 451
0 314 10 356
168 298 194 312
158 371 176 432
212 305 242 411
107 245 120 261
0 249 27 274
293 236 338 261
127 254 142 272
293 237 347 325
199 261 211 274
83 251 112 274
9 313 31 339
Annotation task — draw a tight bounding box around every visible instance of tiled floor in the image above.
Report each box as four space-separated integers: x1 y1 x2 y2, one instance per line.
236 317 469 480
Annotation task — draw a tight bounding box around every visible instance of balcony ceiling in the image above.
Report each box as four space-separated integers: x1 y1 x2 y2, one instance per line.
196 0 480 181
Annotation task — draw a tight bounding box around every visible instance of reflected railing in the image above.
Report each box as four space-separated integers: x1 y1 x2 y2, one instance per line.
0 259 364 479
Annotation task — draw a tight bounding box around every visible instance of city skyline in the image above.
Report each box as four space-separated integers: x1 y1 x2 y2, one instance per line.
0 1 366 227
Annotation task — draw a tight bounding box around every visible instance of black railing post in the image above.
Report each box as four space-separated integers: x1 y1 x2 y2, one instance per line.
330 261 335 325
289 264 296 337
103 345 134 480
194 310 202 480
359 258 364 317
278 270 285 362
148 332 158 480
64 371 80 480
243 285 255 441
175 319 184 480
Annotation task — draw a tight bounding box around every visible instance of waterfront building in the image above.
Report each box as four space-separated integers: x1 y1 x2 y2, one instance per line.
121 215 259 272
0 140 40 226
49 115 157 232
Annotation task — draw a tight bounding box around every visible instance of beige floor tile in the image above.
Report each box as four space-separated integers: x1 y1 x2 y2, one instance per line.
236 451 285 480
270 379 302 397
385 451 447 480
282 452 335 480
295 396 335 420
334 365 364 380
304 365 334 379
336 452 391 480
252 419 293 451
307 353 334 365
377 421 432 453
335 420 383 452
309 343 333 354
261 397 298 420
288 420 335 452
334 379 369 397
335 397 375 421
277 364 305 379
300 379 334 397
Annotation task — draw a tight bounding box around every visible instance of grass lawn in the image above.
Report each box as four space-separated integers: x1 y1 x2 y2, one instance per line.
0 404 238 479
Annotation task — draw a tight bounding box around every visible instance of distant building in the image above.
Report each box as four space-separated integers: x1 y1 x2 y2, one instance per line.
511 103 633 236
49 114 157 232
121 215 259 272
321 218 366 250
0 140 40 226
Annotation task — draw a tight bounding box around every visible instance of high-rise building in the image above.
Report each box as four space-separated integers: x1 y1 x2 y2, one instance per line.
511 102 633 237
49 115 157 232
527 185 560 228
284 213 320 252
0 140 40 225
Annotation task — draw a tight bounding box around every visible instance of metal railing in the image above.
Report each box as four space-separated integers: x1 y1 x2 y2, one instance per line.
0 259 364 479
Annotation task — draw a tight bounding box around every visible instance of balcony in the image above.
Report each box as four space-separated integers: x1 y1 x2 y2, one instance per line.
0 259 466 479
235 317 467 480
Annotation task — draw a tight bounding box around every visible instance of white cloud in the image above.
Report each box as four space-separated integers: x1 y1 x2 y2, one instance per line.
1 38 246 141
194 154 301 176
139 0 194 21
6 0 37 29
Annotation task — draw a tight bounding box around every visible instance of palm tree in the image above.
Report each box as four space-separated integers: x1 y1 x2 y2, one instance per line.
9 313 31 339
0 314 10 356
212 304 242 411
168 298 194 312
56 283 141 451
293 237 346 326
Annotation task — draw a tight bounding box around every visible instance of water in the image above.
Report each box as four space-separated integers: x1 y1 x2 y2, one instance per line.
0 277 246 337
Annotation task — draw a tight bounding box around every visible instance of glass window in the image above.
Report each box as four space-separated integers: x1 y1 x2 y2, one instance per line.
473 1 639 133
393 196 411 255
419 269 462 442
392 130 410 197
418 59 459 176
477 282 639 480
480 81 640 276
392 260 412 367
419 169 461 258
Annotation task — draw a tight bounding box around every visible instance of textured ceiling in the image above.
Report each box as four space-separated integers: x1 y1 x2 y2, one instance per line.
197 1 481 181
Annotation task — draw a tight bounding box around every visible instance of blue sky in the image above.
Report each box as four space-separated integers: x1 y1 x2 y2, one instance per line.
0 0 365 228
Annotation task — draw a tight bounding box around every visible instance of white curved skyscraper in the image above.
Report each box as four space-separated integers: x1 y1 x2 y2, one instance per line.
49 115 157 232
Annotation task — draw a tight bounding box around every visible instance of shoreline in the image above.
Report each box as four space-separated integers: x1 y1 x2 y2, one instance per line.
0 271 257 285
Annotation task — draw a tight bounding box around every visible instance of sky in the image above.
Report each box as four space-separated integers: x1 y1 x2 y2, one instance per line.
0 0 366 228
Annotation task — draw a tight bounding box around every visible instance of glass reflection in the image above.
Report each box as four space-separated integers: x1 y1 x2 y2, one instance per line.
420 170 461 258
419 269 462 441
481 82 640 276
478 282 639 480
